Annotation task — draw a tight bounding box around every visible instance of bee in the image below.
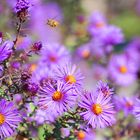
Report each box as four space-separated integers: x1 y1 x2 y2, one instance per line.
47 19 59 27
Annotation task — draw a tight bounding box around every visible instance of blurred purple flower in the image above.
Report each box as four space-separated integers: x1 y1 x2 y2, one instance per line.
0 41 13 63
0 99 21 139
40 43 70 68
98 25 124 46
113 95 136 117
108 54 137 86
79 91 116 128
76 43 91 59
38 81 77 116
54 63 84 92
88 12 107 36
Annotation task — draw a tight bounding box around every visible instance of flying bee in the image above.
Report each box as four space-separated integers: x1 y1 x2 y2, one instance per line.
46 19 59 28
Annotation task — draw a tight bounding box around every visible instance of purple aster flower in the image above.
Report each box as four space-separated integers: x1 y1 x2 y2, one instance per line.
14 0 30 13
108 54 137 86
0 99 21 139
54 63 84 92
113 95 136 116
120 97 135 116
96 81 114 97
0 41 13 63
76 43 91 59
97 25 124 46
38 81 77 116
88 12 107 36
40 43 70 68
79 91 116 128
133 99 140 120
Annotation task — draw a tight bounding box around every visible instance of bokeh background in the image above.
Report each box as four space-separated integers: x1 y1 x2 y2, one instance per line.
1 0 140 139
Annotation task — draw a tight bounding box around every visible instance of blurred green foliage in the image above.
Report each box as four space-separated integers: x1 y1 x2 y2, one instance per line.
110 12 140 39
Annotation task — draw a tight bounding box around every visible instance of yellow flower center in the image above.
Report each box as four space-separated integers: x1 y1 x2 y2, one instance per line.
77 131 85 140
95 22 105 28
92 104 102 115
65 75 76 84
119 65 127 74
29 64 37 73
82 50 90 58
0 113 5 125
52 91 63 101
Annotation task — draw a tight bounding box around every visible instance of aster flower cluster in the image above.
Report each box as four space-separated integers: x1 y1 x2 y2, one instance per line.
77 12 124 61
1 0 140 139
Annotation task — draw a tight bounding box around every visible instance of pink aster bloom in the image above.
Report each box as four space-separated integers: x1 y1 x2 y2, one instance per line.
0 99 21 139
38 81 77 116
108 54 137 86
76 43 91 59
97 25 124 46
79 91 116 128
113 95 136 117
88 12 107 36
